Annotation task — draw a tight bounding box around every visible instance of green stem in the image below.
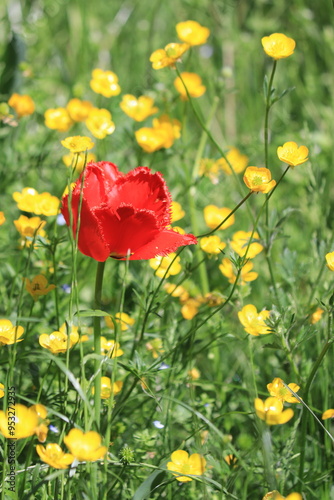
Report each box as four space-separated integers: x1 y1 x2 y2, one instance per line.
262 427 276 490
93 261 106 429
187 97 219 295
298 310 334 491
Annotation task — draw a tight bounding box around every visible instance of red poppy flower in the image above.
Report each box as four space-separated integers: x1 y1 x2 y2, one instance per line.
61 162 197 262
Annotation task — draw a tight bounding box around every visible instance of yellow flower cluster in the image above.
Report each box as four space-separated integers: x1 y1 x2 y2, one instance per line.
135 115 181 153
165 283 223 320
0 211 5 225
150 20 209 70
219 259 258 285
120 95 158 122
255 377 300 426
13 188 60 216
8 93 35 117
37 428 107 468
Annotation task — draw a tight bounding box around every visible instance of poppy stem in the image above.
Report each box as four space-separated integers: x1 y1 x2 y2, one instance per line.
93 260 106 429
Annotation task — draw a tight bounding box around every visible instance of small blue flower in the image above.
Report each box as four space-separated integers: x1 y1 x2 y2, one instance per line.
57 213 66 226
159 363 170 370
153 420 164 429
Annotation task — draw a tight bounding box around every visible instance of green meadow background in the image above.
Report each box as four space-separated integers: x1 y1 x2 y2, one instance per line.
0 0 334 498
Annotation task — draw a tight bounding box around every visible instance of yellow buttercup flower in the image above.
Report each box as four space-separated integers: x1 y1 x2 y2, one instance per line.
44 107 73 132
326 251 334 271
100 338 124 357
90 69 121 98
230 230 263 259
164 283 189 301
149 253 182 278
36 193 60 216
0 212 5 225
61 135 94 153
261 33 296 60
152 115 181 148
105 312 135 331
64 429 107 462
135 115 181 152
92 377 123 399
203 205 235 230
13 187 39 213
13 188 59 216
254 397 294 425
0 383 4 398
171 201 185 223
0 404 46 439
267 378 300 403
120 95 158 122
309 307 324 324
263 492 302 500
219 258 258 285
200 235 226 254
181 298 202 320
243 167 276 193
39 329 78 354
0 319 24 346
135 127 169 153
188 368 200 380
66 98 93 122
58 323 79 344
217 147 249 175
36 443 74 469
238 304 271 336
8 93 35 117
167 450 206 482
174 72 206 100
14 215 46 244
146 338 164 358
85 108 115 139
176 20 210 46
322 409 334 420
62 152 97 172
25 274 56 301
150 43 189 70
277 141 308 167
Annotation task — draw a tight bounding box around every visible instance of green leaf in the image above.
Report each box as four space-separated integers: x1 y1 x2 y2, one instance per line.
133 470 166 500
75 309 110 317
0 32 25 96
